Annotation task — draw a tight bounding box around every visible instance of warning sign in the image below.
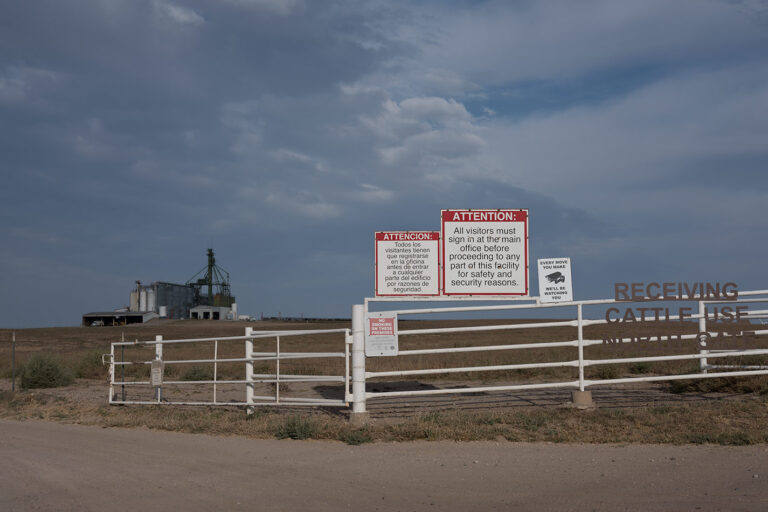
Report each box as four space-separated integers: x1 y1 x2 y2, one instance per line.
537 258 573 303
365 312 398 356
442 209 529 295
150 359 164 387
375 231 439 296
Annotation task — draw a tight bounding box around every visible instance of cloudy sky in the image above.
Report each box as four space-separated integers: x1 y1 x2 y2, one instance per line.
2 0 768 327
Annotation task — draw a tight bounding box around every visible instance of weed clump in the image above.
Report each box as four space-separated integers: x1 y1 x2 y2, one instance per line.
630 362 651 374
181 365 214 381
76 351 106 378
669 376 768 394
594 365 619 380
340 428 373 445
20 354 74 389
274 415 319 440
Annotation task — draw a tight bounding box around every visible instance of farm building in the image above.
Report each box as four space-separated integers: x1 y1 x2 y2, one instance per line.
81 249 237 326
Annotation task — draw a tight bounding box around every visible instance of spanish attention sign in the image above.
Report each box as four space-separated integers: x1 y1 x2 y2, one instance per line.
442 209 529 295
375 231 440 296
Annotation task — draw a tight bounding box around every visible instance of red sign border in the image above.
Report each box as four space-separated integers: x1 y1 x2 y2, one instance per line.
375 231 441 297
440 209 529 296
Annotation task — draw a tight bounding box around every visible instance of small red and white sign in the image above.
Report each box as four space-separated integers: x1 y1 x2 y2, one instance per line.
441 209 529 296
369 316 395 336
365 312 398 356
375 231 439 296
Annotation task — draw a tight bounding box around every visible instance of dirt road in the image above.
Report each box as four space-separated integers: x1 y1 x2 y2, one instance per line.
1 420 767 511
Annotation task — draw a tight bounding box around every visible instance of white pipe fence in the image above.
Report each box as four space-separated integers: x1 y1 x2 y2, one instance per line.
350 289 768 414
104 290 768 418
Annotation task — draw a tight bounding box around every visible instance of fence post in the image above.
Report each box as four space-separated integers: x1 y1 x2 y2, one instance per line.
350 304 369 425
121 332 126 401
245 327 254 415
11 331 16 393
109 342 115 403
572 304 593 408
154 335 163 402
698 301 708 373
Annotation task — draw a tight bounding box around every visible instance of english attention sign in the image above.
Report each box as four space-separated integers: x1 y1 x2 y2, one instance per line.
442 209 529 295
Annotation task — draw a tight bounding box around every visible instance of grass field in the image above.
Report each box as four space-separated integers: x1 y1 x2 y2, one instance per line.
3 317 766 385
1 318 767 444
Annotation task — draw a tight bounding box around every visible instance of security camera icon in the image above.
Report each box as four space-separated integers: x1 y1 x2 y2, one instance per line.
546 271 565 284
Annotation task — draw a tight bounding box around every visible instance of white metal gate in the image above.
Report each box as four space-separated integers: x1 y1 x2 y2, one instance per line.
105 327 351 408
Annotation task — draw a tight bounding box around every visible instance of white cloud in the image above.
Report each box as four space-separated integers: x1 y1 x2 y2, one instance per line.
0 66 60 106
398 97 471 125
220 0 303 16
354 93 485 170
355 183 394 203
264 191 342 219
72 118 114 158
153 1 204 26
380 130 485 166
272 149 326 172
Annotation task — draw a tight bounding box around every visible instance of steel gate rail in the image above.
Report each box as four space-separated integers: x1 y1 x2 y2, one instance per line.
105 327 351 408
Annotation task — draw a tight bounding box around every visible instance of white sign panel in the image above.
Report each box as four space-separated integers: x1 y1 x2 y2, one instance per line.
375 231 440 296
442 209 529 295
150 359 164 387
537 258 573 303
365 312 398 357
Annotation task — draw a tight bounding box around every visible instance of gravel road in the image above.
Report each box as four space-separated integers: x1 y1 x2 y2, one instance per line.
1 419 766 511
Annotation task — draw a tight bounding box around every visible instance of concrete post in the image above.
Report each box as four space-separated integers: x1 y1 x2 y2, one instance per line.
350 304 369 426
572 304 593 407
245 327 254 415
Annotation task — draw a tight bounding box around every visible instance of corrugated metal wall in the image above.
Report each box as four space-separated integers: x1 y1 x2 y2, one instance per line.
155 282 196 319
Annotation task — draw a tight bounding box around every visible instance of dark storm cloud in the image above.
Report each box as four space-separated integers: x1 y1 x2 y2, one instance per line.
2 0 767 326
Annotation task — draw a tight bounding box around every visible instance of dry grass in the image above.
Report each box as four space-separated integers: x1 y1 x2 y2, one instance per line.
2 318 767 393
1 390 766 445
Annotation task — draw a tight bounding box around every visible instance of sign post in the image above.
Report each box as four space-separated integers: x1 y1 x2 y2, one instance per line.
375 231 440 296
442 209 529 295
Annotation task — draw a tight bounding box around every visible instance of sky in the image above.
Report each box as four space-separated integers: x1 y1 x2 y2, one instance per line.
2 0 768 327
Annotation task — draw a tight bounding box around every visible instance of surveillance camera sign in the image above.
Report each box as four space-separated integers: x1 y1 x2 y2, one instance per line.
537 258 573 303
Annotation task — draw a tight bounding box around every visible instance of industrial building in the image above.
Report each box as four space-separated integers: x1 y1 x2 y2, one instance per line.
130 281 197 320
82 249 237 326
